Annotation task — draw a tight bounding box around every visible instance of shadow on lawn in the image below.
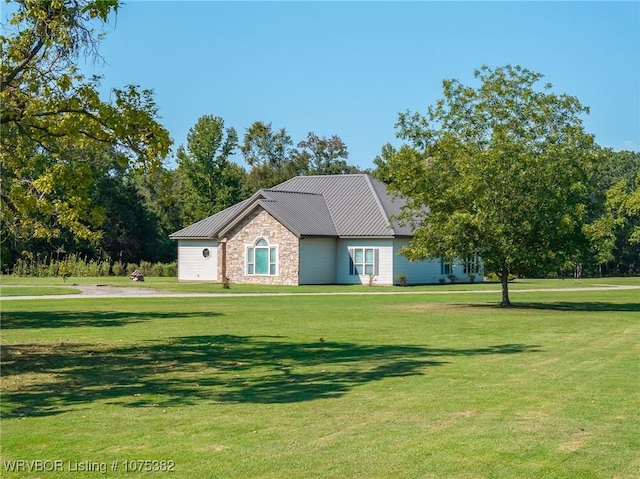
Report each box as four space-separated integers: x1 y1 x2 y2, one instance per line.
468 302 640 312
1 335 542 416
0 310 220 329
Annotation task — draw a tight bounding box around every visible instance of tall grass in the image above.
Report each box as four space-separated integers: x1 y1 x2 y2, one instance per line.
10 253 177 278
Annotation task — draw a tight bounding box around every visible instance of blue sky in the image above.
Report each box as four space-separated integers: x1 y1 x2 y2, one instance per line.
85 1 638 170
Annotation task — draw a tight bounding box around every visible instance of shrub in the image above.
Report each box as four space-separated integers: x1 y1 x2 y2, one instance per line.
396 273 408 286
150 262 164 277
58 260 73 282
87 260 100 277
163 262 177 277
140 260 152 276
7 255 177 278
112 261 124 276
99 260 111 276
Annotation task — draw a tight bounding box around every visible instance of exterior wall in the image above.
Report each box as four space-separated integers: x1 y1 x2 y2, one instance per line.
224 208 299 285
177 240 218 281
299 237 337 284
393 239 484 284
392 239 441 284
336 238 394 285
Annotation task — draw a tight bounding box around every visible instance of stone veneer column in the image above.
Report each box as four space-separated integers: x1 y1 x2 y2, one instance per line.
220 208 299 285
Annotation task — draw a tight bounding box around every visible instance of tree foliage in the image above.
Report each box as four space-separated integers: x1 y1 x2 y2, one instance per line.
240 121 306 192
175 115 245 225
585 149 640 275
1 0 171 256
385 65 596 306
371 142 398 184
296 132 356 175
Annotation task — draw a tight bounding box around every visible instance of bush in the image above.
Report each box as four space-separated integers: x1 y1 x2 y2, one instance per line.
112 261 124 276
99 260 111 276
140 260 152 276
163 262 177 277
8 255 177 278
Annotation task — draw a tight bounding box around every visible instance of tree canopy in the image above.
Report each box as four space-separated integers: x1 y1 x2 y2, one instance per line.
384 65 596 306
240 121 307 192
296 132 357 175
1 0 171 257
175 115 245 225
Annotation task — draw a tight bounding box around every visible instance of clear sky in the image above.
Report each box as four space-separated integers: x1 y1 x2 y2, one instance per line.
84 1 639 170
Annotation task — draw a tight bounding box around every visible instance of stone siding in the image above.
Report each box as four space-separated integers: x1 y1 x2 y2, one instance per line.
220 208 299 285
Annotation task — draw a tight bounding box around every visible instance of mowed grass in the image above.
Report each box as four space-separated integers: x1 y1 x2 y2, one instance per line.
1 286 639 478
2 274 640 296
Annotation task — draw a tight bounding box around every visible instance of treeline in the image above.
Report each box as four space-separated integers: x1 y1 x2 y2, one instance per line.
1 115 366 275
4 111 638 279
372 145 640 278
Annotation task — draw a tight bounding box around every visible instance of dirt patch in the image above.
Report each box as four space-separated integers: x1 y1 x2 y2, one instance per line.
74 285 168 296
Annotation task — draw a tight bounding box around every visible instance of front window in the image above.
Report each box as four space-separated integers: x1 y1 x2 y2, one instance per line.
247 238 277 275
349 248 379 276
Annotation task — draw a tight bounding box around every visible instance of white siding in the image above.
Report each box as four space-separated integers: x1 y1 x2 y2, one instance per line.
392 239 442 284
177 240 218 281
393 239 484 284
299 238 337 284
336 238 394 285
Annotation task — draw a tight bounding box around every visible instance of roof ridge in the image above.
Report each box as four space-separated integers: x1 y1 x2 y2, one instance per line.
265 189 323 196
363 175 394 235
285 173 368 179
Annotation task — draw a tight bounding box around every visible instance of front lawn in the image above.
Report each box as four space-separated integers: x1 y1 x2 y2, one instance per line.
1 288 638 478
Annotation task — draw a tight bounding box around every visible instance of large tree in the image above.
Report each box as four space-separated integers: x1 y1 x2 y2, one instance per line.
240 121 306 192
1 0 171 259
585 155 640 275
296 132 358 175
371 142 399 184
386 65 596 306
176 115 245 225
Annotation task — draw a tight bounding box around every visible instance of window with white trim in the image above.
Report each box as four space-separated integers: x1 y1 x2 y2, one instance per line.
247 238 277 275
349 248 379 276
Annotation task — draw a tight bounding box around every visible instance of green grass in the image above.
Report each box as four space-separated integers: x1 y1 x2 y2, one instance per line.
2 274 639 295
0 286 81 296
1 286 639 478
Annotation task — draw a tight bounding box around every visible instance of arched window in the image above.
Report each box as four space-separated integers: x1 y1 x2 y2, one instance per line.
247 238 277 275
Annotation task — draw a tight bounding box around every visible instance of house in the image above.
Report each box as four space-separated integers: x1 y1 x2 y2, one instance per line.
169 174 482 285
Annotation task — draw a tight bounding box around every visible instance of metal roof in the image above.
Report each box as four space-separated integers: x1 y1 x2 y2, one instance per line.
169 174 411 240
169 197 253 239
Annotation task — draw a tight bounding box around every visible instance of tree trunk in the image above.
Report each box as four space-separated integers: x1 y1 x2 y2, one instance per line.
500 266 511 307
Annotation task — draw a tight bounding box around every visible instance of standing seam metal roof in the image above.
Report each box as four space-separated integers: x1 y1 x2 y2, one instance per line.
169 174 410 239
